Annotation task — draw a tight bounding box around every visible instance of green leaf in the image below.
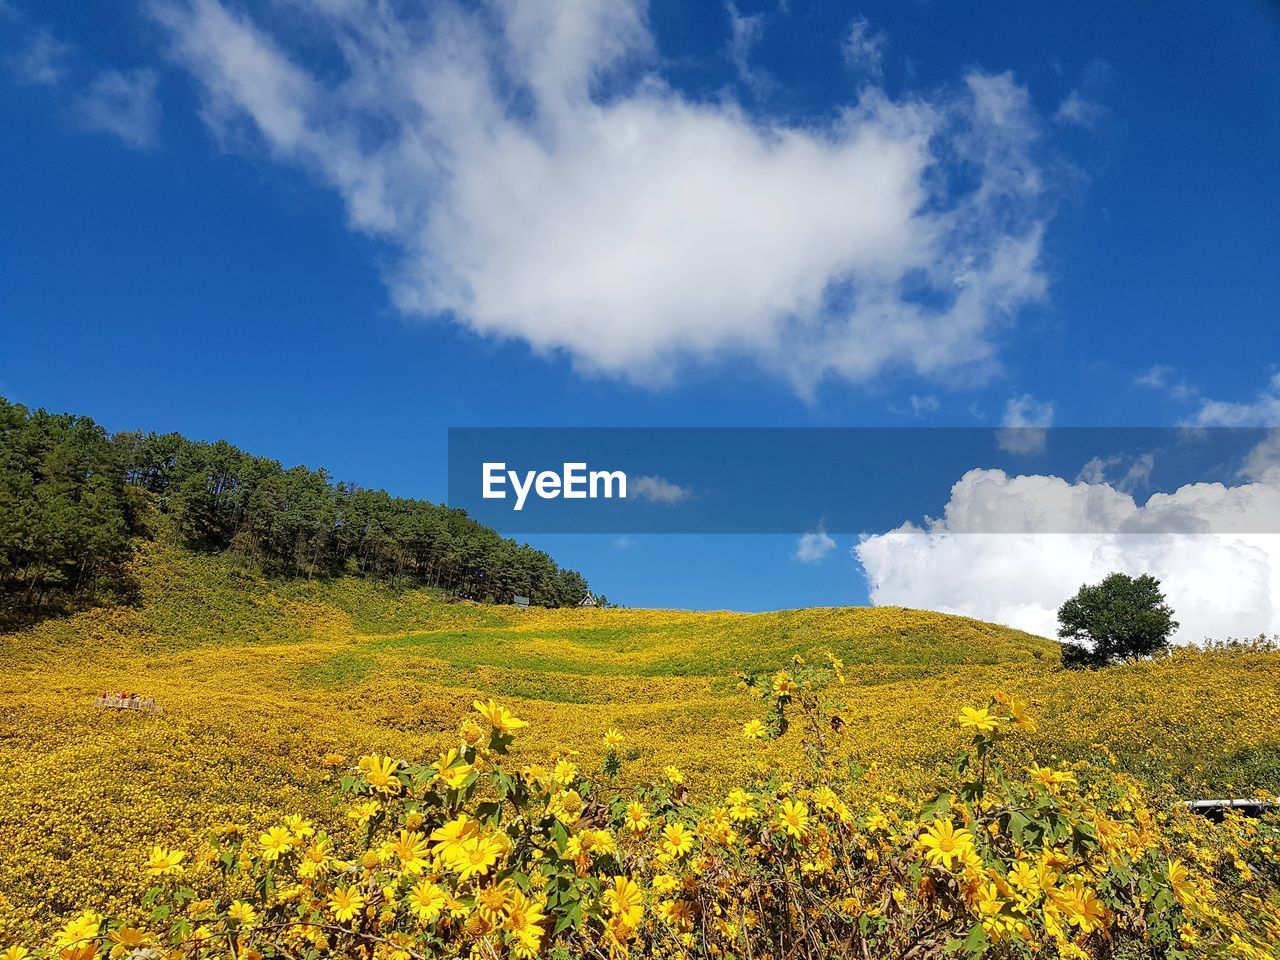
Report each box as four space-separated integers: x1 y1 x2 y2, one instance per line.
553 911 577 936
962 922 988 958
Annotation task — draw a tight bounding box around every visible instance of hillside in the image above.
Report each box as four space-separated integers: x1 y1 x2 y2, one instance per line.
0 396 594 626
2 544 1279 939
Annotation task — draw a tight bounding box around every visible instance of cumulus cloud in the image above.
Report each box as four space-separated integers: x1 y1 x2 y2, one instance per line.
856 467 1280 644
150 0 1054 391
997 393 1054 454
74 68 162 148
794 528 837 563
630 475 693 504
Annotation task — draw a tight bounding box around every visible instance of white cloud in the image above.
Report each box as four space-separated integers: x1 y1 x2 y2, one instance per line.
725 2 766 88
1240 432 1280 483
630 475 693 504
74 68 162 148
1054 91 1108 129
1136 364 1196 403
1054 60 1115 131
1076 452 1153 492
151 0 1054 392
997 393 1054 454
856 467 1280 644
794 528 837 563
9 30 70 86
843 17 885 79
1187 373 1280 480
1191 373 1280 428
909 394 939 415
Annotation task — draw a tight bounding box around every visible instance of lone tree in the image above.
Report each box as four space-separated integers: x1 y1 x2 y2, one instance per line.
1057 573 1178 669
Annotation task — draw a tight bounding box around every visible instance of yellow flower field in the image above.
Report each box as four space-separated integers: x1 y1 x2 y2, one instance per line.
1 544 1278 954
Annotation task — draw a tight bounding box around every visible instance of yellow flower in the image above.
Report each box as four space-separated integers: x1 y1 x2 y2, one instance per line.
1027 764 1077 790
652 874 679 895
604 727 624 748
3 948 32 960
258 826 295 861
106 927 148 960
775 798 810 839
602 876 645 930
918 819 974 869
771 670 796 697
1008 860 1039 895
727 788 757 822
1056 877 1107 932
1168 858 1197 906
741 719 766 739
663 765 684 785
348 800 381 827
299 836 334 878
458 717 485 746
1006 696 1037 732
624 800 650 836
553 759 578 784
504 889 547 957
475 880 513 923
389 829 430 874
473 698 528 732
660 822 694 859
361 755 402 795
328 887 368 923
448 834 506 881
283 814 314 839
430 814 479 856
144 845 186 877
406 879 448 924
432 748 475 790
227 901 258 927
957 707 1000 734
826 652 846 682
659 898 695 930
55 912 102 949
590 829 617 855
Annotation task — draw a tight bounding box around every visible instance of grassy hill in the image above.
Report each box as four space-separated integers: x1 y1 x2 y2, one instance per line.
1 544 1278 936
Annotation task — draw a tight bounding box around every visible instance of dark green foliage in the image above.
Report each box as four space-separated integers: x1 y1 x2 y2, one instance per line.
1057 572 1178 669
0 396 592 620
0 398 140 620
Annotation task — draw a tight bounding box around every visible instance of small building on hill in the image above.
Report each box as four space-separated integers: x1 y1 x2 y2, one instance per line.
579 594 598 608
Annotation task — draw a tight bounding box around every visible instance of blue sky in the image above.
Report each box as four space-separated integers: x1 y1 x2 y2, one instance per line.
2 0 1279 623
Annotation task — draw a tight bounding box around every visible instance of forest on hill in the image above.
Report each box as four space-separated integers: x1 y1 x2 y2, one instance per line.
0 396 592 620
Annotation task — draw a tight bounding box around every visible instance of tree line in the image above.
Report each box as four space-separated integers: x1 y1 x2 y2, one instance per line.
0 396 594 620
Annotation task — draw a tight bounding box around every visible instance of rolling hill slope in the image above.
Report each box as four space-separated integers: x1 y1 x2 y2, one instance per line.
1 544 1277 936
